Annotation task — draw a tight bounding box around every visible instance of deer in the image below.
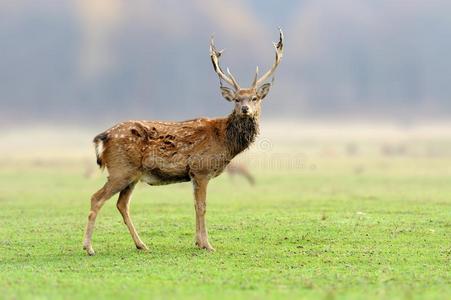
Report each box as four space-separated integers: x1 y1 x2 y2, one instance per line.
226 162 256 185
83 29 284 255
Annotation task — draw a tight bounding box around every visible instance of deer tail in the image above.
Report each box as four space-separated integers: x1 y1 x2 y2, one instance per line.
93 132 109 170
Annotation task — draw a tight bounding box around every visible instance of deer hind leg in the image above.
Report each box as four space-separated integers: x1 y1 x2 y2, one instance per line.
83 177 131 256
192 177 214 251
116 182 148 251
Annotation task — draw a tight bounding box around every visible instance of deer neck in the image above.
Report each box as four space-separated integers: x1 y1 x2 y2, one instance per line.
225 112 259 157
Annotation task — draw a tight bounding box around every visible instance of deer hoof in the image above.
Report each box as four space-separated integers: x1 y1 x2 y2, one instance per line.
83 245 96 256
196 241 215 252
136 243 149 251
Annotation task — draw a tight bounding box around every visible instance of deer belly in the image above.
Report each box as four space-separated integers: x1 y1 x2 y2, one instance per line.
141 168 190 186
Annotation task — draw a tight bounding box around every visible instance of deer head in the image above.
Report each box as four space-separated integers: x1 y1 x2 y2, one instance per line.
210 29 284 117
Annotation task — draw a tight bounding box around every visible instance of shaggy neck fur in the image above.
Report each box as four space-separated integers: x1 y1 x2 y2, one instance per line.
225 112 259 157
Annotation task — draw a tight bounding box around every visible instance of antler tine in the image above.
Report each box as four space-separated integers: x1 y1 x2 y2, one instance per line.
256 28 284 86
210 36 240 90
252 66 259 89
226 68 240 90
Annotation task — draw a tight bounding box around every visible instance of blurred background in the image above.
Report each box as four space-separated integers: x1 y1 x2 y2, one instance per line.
1 0 451 163
2 3 451 298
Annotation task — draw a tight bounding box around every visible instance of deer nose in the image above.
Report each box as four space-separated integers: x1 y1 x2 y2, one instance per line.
241 106 250 114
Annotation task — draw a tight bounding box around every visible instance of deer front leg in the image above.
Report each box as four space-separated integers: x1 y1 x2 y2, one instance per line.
192 177 215 251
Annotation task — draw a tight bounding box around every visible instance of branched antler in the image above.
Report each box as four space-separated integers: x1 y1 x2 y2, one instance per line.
210 37 240 90
253 28 284 88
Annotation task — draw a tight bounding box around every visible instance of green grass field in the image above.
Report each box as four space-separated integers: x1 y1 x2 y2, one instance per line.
0 155 450 299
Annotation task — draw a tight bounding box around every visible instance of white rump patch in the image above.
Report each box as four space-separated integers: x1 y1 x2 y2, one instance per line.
95 140 105 157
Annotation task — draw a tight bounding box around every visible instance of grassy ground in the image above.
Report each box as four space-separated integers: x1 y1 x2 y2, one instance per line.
0 156 450 299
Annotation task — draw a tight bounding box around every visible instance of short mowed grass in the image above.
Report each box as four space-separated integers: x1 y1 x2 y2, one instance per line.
0 157 450 299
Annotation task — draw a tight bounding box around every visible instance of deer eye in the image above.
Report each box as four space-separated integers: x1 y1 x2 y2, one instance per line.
252 96 258 101
235 99 240 103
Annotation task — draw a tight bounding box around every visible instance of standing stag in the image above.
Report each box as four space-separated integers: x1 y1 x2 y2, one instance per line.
83 30 284 255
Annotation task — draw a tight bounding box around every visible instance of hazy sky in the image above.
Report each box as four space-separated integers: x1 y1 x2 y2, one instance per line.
1 0 450 128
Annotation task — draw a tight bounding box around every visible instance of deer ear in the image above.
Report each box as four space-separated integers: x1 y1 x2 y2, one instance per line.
257 83 271 100
220 87 235 102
